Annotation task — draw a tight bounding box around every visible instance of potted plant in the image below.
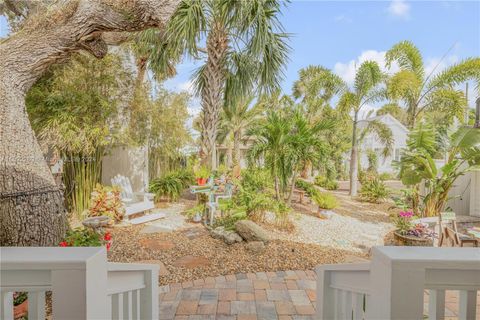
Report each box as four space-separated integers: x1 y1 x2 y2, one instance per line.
194 166 210 186
392 211 434 246
185 203 206 222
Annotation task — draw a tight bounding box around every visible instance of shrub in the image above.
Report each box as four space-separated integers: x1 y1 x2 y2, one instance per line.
379 172 395 181
88 184 124 222
295 179 319 197
359 177 390 203
213 211 247 230
150 169 194 201
312 192 338 210
241 167 272 192
237 188 275 222
314 175 339 190
194 165 210 179
274 201 292 229
184 203 206 220
61 228 102 247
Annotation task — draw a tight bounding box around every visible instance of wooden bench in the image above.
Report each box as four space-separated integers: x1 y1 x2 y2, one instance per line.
438 212 479 247
293 189 305 204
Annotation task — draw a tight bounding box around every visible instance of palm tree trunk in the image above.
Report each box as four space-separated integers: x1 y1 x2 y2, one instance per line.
233 130 241 167
287 170 298 204
349 112 359 196
0 0 179 246
200 24 228 170
136 56 148 86
274 176 280 200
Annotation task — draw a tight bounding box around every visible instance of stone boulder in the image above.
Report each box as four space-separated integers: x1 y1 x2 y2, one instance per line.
246 241 265 254
234 220 270 243
317 209 334 219
211 227 243 245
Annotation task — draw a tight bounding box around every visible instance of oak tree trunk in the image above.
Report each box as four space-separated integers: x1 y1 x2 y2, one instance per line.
199 25 228 170
0 0 179 246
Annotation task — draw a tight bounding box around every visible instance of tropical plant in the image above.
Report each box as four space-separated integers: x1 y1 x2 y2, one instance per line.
213 211 247 230
26 53 133 216
392 211 414 235
399 125 480 217
385 40 480 129
60 228 102 247
295 179 320 197
87 184 125 222
337 61 393 196
274 201 292 229
313 192 338 210
314 175 339 190
194 165 210 180
149 169 194 202
366 149 379 173
217 96 263 167
163 0 290 168
359 176 390 203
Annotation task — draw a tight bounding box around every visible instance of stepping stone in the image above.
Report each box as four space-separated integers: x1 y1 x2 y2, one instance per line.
137 260 170 276
139 238 175 251
182 228 208 240
173 255 210 268
140 225 174 234
129 212 165 225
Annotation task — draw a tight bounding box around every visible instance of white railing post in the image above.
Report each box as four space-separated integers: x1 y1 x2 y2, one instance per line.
140 268 158 320
458 290 477 320
428 289 445 319
1 291 13 320
316 268 335 319
28 291 46 320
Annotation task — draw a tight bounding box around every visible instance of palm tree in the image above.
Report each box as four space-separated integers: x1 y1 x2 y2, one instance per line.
163 0 290 169
400 124 480 217
337 61 393 197
385 40 480 128
217 97 263 168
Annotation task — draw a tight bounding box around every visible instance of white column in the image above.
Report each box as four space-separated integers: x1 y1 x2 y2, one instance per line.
316 268 335 320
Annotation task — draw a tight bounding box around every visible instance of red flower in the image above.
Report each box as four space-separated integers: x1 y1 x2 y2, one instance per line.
59 241 68 247
104 232 112 241
106 242 111 251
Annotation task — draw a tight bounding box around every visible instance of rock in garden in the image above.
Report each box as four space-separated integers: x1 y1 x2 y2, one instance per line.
246 241 265 253
317 210 334 219
235 220 270 243
211 227 243 245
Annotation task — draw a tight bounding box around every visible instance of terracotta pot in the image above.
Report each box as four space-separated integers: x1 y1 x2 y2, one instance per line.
393 231 433 246
14 300 28 319
197 178 207 186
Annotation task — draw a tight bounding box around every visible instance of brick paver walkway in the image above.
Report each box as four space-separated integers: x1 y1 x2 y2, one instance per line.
159 270 317 320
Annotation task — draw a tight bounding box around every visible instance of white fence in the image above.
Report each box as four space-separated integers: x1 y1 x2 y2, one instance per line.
317 246 480 320
0 247 158 320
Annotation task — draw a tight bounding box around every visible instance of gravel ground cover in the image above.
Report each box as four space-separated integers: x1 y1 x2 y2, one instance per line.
108 225 359 285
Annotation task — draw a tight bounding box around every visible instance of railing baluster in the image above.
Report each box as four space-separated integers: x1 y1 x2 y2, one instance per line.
428 289 445 319
458 290 477 320
352 293 363 320
27 291 46 320
112 293 122 320
132 289 140 320
1 291 14 320
123 290 132 320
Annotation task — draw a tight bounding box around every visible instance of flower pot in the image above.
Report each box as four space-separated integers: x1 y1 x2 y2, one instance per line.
393 231 433 246
197 178 207 186
192 212 202 223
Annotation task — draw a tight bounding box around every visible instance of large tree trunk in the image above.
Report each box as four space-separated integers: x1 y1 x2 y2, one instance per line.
233 130 241 167
199 24 228 170
349 112 359 197
0 0 179 246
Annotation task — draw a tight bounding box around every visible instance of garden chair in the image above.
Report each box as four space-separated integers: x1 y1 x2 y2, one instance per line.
438 212 478 247
111 174 155 219
206 182 234 224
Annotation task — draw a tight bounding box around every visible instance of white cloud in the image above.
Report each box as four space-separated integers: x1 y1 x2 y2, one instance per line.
177 80 195 94
387 0 410 19
424 55 459 78
333 50 400 86
334 14 352 24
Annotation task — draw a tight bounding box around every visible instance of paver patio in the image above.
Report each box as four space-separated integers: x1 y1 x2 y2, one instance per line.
158 269 480 319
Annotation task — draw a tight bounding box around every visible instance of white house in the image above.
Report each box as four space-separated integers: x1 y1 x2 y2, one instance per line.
357 113 409 173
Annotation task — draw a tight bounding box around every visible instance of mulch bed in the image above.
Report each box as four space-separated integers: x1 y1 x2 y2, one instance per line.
108 225 362 285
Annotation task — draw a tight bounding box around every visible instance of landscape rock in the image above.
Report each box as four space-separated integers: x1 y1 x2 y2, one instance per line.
245 241 265 253
211 226 243 245
317 210 334 219
235 220 270 243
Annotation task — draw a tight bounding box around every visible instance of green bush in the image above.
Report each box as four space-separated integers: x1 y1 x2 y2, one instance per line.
295 179 320 197
312 192 338 210
274 201 292 228
213 211 247 230
241 167 272 192
359 177 390 203
62 228 102 247
149 169 194 201
379 172 396 181
314 175 339 190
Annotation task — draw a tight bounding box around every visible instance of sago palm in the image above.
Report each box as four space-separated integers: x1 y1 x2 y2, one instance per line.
385 40 480 128
162 0 290 169
337 61 392 196
217 96 263 168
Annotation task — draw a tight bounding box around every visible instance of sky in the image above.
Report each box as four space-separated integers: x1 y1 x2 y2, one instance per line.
1 0 479 118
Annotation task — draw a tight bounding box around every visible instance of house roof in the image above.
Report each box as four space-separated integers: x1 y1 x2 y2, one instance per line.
357 113 409 134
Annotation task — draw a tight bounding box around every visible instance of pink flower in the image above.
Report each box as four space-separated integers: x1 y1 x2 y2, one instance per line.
106 242 111 251
399 211 413 218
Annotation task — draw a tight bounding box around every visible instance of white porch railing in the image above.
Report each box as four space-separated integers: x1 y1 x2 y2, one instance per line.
317 246 480 320
0 247 158 320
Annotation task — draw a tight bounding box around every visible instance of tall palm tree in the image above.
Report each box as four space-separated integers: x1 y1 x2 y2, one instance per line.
337 61 393 197
385 40 480 128
217 97 263 168
163 0 290 169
